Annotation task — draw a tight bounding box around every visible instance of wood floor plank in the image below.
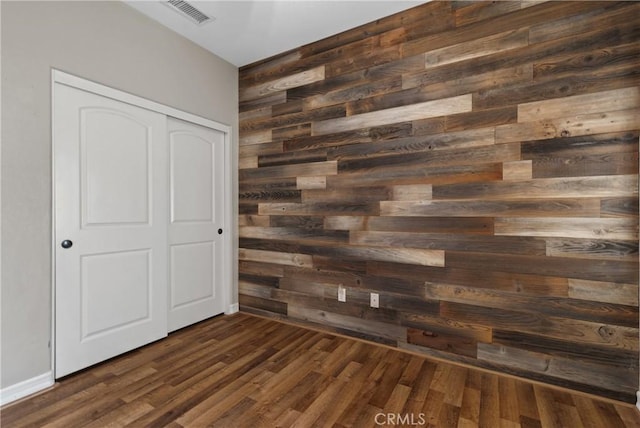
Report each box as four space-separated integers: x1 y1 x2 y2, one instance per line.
1 313 638 427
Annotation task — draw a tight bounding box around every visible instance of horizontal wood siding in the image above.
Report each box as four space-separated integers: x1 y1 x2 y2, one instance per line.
238 0 640 402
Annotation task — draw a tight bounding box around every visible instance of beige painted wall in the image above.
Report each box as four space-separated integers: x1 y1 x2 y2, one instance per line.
1 1 238 388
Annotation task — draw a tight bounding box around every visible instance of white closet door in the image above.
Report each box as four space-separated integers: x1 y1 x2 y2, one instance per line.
168 117 226 332
54 83 168 378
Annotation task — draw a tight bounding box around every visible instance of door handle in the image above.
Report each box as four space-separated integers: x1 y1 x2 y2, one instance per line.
218 229 223 235
61 240 73 249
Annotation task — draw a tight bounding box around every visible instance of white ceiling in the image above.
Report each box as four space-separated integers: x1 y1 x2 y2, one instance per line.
124 1 425 67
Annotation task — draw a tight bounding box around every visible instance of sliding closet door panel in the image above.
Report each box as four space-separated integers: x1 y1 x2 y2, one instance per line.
54 83 168 378
168 117 225 332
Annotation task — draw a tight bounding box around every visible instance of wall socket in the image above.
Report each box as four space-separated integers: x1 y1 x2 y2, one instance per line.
370 292 379 308
338 285 346 302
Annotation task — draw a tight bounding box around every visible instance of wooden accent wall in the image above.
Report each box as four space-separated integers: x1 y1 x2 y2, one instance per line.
238 1 640 402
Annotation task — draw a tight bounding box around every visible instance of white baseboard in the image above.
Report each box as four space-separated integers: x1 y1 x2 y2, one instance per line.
636 391 640 412
0 371 54 406
226 303 239 314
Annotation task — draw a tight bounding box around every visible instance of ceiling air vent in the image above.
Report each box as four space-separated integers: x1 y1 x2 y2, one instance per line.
165 0 213 25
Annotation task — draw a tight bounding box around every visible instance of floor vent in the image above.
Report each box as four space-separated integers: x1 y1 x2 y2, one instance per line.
165 0 213 25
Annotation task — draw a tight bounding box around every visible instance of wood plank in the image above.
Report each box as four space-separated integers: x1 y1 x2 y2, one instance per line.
496 109 640 145
238 156 258 170
239 227 347 245
239 248 313 268
301 186 390 203
407 327 477 358
262 219 343 238
391 184 433 201
312 94 472 136
545 238 638 261
351 231 545 256
239 160 337 181
454 1 524 27
532 41 640 82
494 217 638 240
324 215 367 231
356 65 530 114
518 87 640 122
240 130 271 146
239 91 287 113
239 141 283 158
445 250 638 284
239 260 284 278
337 142 520 173
444 106 518 132
424 28 529 69
272 123 311 141
568 279 638 307
241 50 302 84
432 175 638 200
440 301 638 351
296 176 326 190
328 128 496 161
532 151 638 179
601 197 639 218
240 66 325 101
366 216 494 235
521 131 640 178
402 1 609 57
240 104 345 133
528 2 640 44
240 295 288 315
503 160 533 181
477 343 638 393
304 75 402 111
239 189 301 204
259 202 379 216
288 305 407 342
284 245 446 268
327 163 503 188
424 282 638 327
380 198 601 218
400 312 492 344
491 329 639 368
368 261 569 297
326 45 401 78
240 178 298 192
257 146 327 168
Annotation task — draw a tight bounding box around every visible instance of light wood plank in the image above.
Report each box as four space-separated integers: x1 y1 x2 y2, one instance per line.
239 248 313 268
518 87 640 122
496 109 640 144
502 160 533 181
425 28 529 68
312 95 472 136
494 217 638 240
240 66 325 101
568 279 638 307
296 176 326 190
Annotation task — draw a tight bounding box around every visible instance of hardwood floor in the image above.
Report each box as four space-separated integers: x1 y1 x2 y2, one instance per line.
2 313 639 427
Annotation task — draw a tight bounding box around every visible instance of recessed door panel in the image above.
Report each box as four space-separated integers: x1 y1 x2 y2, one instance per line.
170 242 215 309
82 109 150 226
168 118 225 332
171 132 214 223
81 249 151 339
54 83 168 378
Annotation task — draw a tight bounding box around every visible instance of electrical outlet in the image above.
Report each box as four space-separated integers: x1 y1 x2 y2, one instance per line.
370 292 379 308
338 285 346 302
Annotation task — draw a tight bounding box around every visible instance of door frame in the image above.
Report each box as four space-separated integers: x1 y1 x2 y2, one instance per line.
51 69 236 376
